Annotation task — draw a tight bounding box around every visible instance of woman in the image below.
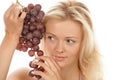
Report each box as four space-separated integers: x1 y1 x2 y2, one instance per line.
0 0 103 80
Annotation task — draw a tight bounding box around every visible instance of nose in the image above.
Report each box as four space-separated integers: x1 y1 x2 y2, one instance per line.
56 41 64 53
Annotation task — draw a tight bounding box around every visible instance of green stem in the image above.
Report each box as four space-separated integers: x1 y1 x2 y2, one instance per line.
16 0 18 3
16 0 24 8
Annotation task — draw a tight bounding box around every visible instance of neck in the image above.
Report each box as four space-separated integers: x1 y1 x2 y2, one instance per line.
61 63 80 80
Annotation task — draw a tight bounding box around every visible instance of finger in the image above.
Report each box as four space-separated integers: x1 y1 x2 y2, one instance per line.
33 61 52 73
32 70 48 80
38 56 61 73
9 4 18 20
14 7 21 20
18 11 26 22
43 56 60 70
49 57 61 70
33 61 55 80
4 3 15 18
45 57 62 78
41 56 62 79
33 57 61 80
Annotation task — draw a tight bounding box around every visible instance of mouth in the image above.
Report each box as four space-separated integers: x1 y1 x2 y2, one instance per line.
53 55 67 62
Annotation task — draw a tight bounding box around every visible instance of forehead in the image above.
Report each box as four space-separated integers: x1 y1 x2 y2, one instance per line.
45 19 83 38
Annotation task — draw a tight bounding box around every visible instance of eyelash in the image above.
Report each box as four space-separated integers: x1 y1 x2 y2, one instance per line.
66 39 76 44
47 35 55 40
46 35 76 44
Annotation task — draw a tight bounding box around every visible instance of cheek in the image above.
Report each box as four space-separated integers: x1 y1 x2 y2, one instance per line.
44 40 55 54
67 45 80 57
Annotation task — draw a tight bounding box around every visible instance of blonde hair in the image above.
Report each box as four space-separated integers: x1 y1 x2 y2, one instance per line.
43 0 103 80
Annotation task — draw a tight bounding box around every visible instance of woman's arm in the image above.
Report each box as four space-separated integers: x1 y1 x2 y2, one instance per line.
0 3 26 80
6 67 36 80
0 34 19 80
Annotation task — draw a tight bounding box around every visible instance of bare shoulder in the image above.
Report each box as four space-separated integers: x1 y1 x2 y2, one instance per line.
7 67 36 80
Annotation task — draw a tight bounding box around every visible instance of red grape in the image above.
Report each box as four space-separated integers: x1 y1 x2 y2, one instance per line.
23 24 29 29
38 66 44 72
37 50 43 56
21 46 28 52
28 50 35 57
32 37 40 45
31 8 38 16
16 43 22 51
28 70 35 77
16 3 45 79
33 30 41 38
28 3 34 10
29 61 38 68
29 25 36 31
26 40 33 48
35 4 41 12
32 45 39 51
22 28 29 36
26 32 33 40
19 37 26 43
35 75 41 79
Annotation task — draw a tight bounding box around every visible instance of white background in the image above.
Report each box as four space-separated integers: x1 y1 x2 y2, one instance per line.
0 0 120 80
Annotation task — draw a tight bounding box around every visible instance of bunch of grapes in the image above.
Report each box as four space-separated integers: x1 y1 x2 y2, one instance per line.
16 2 45 80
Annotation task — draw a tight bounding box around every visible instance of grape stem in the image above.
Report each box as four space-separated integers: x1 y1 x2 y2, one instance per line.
16 0 24 8
35 52 38 59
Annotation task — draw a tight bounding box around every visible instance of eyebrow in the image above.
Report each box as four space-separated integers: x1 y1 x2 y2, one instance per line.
45 32 56 36
45 32 79 40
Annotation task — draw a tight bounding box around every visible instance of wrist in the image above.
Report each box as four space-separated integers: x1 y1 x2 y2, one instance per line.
5 34 20 44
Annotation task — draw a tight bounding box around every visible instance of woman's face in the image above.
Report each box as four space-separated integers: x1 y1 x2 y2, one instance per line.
44 19 83 68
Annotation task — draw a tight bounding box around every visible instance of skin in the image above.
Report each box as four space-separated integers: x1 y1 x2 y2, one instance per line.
0 3 26 80
31 19 83 80
40 19 83 80
0 3 83 80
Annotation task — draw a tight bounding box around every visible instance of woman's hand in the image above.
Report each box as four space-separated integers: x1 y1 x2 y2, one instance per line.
4 3 26 39
32 56 63 80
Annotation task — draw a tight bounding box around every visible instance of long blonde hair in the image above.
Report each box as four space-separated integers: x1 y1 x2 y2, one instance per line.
43 0 103 80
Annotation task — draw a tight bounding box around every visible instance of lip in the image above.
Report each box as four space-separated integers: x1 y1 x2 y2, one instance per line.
53 55 67 62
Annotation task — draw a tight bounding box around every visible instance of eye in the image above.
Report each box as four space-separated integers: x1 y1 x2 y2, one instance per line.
47 35 55 41
66 39 76 44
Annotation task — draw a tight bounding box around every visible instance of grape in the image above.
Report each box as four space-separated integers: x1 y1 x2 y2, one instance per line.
35 75 41 79
16 43 22 51
30 16 36 23
26 40 33 48
40 26 45 33
35 4 41 12
32 45 39 51
36 11 44 22
36 23 43 30
23 24 29 29
16 2 45 79
38 66 44 72
33 30 41 38
26 32 33 40
39 59 44 63
39 11 45 18
19 37 26 43
30 8 38 16
32 37 40 45
28 50 35 57
30 25 36 31
28 3 34 10
21 46 28 52
37 50 44 56
28 70 35 77
29 61 38 68
22 28 29 36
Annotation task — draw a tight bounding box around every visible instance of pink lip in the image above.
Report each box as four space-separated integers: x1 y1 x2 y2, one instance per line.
53 56 66 62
